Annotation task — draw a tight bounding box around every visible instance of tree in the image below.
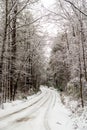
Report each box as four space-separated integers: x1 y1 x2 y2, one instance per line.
0 0 46 106
49 34 70 91
47 0 87 107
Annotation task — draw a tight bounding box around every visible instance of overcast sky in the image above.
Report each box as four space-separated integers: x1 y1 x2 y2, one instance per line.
41 0 56 8
30 0 58 59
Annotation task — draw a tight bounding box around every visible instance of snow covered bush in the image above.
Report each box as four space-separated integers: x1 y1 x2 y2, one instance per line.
67 77 80 98
67 77 87 99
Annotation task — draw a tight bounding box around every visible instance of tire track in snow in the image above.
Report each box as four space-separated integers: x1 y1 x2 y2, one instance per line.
14 91 51 123
0 90 47 120
44 90 56 130
0 88 57 130
0 91 51 130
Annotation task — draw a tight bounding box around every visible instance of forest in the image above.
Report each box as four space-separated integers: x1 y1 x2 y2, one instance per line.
0 0 87 130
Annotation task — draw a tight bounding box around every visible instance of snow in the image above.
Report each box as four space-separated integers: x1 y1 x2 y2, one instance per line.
0 86 78 130
61 93 87 130
72 107 87 130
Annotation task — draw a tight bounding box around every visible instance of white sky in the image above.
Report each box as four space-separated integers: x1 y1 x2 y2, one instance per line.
41 0 56 8
40 0 57 59
31 0 57 59
40 0 57 37
31 0 57 37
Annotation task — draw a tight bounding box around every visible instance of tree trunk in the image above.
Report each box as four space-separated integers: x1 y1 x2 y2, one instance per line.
0 0 8 105
10 2 17 101
79 51 84 108
80 20 87 81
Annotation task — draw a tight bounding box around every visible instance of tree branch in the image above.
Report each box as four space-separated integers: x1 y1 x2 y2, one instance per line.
6 14 50 36
7 0 30 26
64 0 87 17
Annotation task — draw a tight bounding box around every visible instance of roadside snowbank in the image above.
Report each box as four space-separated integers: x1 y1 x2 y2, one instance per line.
0 86 74 130
60 93 87 130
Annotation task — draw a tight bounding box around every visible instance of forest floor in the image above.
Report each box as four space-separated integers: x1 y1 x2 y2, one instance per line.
0 86 86 130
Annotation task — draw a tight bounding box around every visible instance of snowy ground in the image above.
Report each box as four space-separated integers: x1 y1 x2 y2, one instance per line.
61 93 87 130
0 86 79 130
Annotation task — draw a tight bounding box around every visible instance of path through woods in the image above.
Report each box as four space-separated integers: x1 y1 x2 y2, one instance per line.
0 87 74 130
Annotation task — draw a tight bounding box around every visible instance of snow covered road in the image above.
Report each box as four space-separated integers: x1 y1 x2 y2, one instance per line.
0 86 74 130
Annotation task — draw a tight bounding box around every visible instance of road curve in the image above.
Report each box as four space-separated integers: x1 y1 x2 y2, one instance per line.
0 86 74 130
